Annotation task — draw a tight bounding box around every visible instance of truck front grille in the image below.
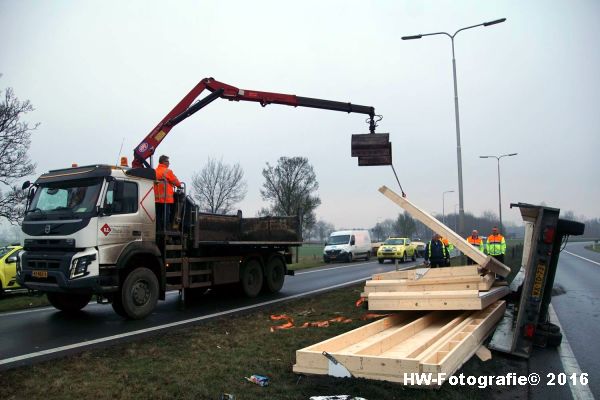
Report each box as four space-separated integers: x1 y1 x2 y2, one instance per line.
27 260 61 269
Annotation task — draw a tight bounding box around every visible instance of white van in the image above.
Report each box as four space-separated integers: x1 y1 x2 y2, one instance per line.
323 230 372 263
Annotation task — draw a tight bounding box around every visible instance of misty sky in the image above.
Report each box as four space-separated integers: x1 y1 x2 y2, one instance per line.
1 0 598 231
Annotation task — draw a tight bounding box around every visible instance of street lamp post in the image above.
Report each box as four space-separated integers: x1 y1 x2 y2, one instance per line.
442 190 454 226
479 153 518 233
402 18 506 236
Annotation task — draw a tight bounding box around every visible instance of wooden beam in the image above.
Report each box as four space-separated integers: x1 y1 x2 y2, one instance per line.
378 186 511 277
367 286 509 311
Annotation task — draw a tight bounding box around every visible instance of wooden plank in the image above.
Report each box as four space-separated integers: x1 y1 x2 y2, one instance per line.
367 286 508 311
422 301 505 376
364 282 483 294
378 186 511 277
368 290 480 300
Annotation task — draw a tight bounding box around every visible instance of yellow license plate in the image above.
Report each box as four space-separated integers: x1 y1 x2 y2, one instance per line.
32 270 48 278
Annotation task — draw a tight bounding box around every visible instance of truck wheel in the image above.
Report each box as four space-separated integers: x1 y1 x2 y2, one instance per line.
118 267 159 319
401 252 407 263
241 259 263 298
378 258 384 264
365 252 371 261
111 295 127 317
47 292 92 313
347 253 353 263
264 257 285 293
411 252 416 262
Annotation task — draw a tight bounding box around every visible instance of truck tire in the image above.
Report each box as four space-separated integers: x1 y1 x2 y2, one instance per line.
401 252 407 263
347 253 353 263
47 292 92 313
378 258 384 264
241 259 263 298
411 251 416 262
264 256 285 293
117 267 159 319
111 295 128 317
365 251 371 261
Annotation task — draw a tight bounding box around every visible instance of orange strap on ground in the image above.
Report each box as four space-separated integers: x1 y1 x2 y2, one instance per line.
355 297 366 307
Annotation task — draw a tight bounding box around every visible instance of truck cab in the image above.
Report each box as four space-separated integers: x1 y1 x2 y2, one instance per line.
17 164 161 316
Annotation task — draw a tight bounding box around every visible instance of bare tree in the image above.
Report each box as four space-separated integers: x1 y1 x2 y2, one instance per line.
260 156 321 233
314 219 335 242
192 157 247 214
394 211 417 238
0 81 38 223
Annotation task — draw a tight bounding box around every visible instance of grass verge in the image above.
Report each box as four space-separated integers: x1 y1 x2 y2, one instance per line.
584 244 600 253
0 290 49 313
3 283 528 400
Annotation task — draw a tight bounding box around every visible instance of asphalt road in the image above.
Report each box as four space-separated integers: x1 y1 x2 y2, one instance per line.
0 257 416 370
547 241 600 398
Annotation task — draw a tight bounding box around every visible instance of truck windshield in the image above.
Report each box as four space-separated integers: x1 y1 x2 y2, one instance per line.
28 178 103 217
328 235 350 245
384 239 404 245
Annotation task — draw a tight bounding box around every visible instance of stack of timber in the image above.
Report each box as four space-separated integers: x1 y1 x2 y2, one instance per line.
362 266 509 311
293 188 512 386
293 301 506 385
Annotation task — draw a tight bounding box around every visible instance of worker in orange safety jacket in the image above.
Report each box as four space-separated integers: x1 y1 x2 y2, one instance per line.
155 155 182 230
466 229 485 265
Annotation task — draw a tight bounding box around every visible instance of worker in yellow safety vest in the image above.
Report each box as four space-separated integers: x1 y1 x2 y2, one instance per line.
466 229 484 265
425 233 450 268
155 155 182 230
486 226 506 263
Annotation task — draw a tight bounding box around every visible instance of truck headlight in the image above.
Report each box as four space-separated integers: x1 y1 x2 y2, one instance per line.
70 255 96 279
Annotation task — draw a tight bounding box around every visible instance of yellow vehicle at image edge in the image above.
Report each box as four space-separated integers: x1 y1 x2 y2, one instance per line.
377 237 417 264
0 245 22 295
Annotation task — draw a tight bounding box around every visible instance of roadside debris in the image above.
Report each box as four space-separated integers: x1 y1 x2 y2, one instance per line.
245 374 269 386
309 396 367 400
269 313 386 332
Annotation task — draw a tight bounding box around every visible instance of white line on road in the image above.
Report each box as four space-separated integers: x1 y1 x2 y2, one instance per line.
564 251 600 267
549 304 595 400
0 277 372 367
0 291 181 318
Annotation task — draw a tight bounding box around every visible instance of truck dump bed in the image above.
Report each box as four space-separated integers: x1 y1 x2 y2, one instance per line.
193 211 302 246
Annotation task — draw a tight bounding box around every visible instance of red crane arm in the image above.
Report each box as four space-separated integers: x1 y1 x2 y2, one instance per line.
132 77 376 168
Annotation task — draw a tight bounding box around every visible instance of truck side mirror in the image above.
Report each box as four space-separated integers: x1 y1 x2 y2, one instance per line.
22 181 31 190
350 238 356 245
6 255 17 264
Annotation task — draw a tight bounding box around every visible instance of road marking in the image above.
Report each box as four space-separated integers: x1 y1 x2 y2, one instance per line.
295 261 416 275
549 304 595 400
0 277 373 367
564 251 600 267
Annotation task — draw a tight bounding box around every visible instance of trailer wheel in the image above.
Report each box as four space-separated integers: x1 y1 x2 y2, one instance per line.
118 267 159 319
264 257 285 293
241 259 263 297
47 292 92 313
